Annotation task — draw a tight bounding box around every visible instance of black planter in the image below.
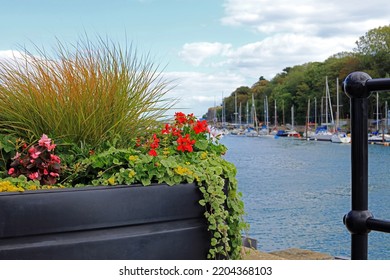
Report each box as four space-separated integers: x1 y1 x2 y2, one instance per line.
0 183 209 260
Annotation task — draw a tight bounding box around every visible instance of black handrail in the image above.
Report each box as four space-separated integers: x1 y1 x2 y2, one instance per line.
342 71 390 260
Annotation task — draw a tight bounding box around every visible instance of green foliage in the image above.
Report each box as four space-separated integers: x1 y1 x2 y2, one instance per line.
0 175 63 192
0 113 247 260
74 146 245 259
0 134 19 176
355 24 390 77
0 36 175 149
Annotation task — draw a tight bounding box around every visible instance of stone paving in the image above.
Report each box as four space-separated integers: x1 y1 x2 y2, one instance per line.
241 247 334 260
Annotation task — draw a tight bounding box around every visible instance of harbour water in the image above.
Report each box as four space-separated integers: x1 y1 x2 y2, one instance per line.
221 135 390 260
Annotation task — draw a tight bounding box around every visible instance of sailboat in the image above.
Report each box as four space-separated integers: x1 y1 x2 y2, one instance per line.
275 105 301 138
245 93 259 137
259 96 270 136
310 76 334 141
270 99 279 135
368 92 390 143
286 105 300 137
303 99 315 139
331 78 351 143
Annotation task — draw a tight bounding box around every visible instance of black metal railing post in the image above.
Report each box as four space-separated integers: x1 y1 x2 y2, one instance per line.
342 71 390 260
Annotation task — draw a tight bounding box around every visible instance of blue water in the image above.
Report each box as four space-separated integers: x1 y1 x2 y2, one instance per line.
221 136 390 259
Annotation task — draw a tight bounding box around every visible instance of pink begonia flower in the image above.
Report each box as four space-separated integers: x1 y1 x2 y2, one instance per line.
12 152 21 160
46 143 56 151
43 169 49 175
28 147 41 159
50 154 61 163
38 134 51 147
38 134 56 151
50 172 59 177
28 172 39 180
30 151 41 159
8 168 15 175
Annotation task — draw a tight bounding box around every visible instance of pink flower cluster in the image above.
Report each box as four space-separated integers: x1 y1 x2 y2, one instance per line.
8 134 61 185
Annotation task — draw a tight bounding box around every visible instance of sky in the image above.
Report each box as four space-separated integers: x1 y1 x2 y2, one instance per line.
0 0 389 117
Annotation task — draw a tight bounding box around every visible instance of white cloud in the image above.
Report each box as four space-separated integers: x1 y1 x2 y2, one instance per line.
163 71 246 117
221 0 389 37
178 42 232 66
178 33 358 80
178 0 389 81
224 33 358 79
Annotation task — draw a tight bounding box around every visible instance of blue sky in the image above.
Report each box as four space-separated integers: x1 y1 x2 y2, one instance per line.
0 0 389 117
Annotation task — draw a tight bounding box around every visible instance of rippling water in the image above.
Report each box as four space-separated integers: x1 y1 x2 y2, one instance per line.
221 135 390 259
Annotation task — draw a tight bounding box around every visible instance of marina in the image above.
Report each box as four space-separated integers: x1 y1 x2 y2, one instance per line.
221 135 390 259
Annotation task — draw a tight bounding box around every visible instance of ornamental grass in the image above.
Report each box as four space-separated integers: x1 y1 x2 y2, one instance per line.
0 37 175 148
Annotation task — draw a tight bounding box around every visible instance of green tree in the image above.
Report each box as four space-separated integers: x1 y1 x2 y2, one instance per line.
354 25 390 76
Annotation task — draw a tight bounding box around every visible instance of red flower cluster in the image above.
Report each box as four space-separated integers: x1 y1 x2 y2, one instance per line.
174 112 187 124
141 112 209 156
148 134 160 156
193 120 208 134
177 134 196 152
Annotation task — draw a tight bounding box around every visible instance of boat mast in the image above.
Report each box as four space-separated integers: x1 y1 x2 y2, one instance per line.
246 100 249 125
306 98 310 139
326 76 335 126
385 101 389 133
376 92 379 132
314 97 317 129
336 78 340 131
274 99 278 128
325 77 328 125
213 96 217 126
252 93 258 131
265 96 269 134
239 102 242 127
234 92 238 125
291 105 294 130
263 97 266 130
324 76 334 128
221 92 225 128
321 97 323 125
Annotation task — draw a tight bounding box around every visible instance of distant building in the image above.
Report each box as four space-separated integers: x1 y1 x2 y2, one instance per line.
206 106 222 123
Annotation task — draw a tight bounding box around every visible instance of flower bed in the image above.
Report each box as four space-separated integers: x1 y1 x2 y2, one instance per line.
0 38 246 259
0 113 246 259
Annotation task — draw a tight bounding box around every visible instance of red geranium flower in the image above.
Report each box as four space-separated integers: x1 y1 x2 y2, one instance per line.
175 112 187 124
150 134 160 149
171 127 182 137
161 123 171 134
177 134 196 152
193 120 209 134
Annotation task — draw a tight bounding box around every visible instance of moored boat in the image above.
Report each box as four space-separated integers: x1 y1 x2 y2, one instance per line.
368 133 390 143
331 132 351 143
309 126 333 141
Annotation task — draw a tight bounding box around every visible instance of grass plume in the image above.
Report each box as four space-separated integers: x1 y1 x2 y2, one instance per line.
0 37 175 148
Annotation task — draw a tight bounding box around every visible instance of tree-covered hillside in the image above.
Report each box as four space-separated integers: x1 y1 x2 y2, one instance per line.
210 25 390 126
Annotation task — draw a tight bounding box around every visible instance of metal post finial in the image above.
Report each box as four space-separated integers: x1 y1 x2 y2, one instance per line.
342 71 372 99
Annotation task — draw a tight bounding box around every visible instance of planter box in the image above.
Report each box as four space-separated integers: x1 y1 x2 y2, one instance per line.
0 183 209 260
